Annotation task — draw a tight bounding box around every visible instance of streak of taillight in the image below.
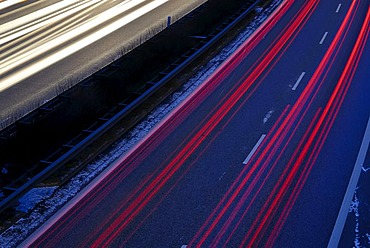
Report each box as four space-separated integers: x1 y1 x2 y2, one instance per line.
243 1 365 246
34 0 294 245
197 104 291 247
92 69 261 246
190 0 322 245
219 95 320 247
260 107 322 246
215 0 321 243
93 0 318 245
243 106 322 247
94 20 299 242
268 18 369 243
34 0 303 243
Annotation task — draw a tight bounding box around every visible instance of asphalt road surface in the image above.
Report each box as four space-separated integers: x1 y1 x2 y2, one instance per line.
21 0 370 247
0 0 205 129
333 20 370 247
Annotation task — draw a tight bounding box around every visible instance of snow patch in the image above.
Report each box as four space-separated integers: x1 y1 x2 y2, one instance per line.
349 192 360 217
16 187 57 213
349 190 360 247
354 237 360 248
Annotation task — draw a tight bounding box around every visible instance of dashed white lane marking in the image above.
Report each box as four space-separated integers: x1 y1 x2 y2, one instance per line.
336 3 342 13
218 172 226 181
243 134 266 165
328 116 370 248
292 71 306 91
319 31 328 44
263 109 275 124
181 245 187 248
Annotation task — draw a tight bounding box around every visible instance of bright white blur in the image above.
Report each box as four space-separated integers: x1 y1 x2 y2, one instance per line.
0 0 169 92
0 0 26 11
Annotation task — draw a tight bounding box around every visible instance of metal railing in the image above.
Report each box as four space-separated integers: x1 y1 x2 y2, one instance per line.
0 0 261 213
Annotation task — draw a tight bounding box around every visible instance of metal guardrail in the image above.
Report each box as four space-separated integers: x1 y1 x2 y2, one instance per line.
0 0 262 213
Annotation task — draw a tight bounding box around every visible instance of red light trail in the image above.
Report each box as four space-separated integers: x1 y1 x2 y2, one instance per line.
190 0 369 246
26 0 369 247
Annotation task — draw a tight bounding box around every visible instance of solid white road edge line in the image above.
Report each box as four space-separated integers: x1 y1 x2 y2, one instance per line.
328 116 370 248
336 3 342 13
243 134 266 165
319 31 328 44
292 71 306 90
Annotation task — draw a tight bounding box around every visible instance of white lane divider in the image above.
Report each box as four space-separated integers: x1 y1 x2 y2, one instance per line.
292 71 306 91
263 109 275 124
218 172 226 181
336 3 342 13
243 134 266 165
319 31 328 45
328 116 370 248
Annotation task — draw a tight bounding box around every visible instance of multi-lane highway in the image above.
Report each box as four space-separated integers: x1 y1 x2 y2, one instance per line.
20 0 369 247
0 0 205 129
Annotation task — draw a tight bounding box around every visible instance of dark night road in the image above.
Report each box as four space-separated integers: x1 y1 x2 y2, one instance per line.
21 0 370 247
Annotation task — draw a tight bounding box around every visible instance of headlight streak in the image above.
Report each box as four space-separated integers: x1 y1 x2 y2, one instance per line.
0 0 166 93
0 0 145 71
0 0 108 63
0 0 26 11
0 0 104 44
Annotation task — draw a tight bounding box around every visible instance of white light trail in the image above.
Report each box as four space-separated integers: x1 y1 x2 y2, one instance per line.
0 0 169 92
0 0 106 45
0 0 25 11
2 0 94 33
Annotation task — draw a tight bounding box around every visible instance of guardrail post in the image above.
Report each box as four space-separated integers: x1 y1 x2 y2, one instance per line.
167 16 171 28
